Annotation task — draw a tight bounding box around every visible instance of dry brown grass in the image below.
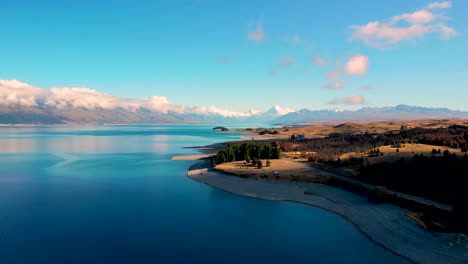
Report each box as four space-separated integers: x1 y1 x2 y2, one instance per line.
226 119 468 140
216 158 309 172
214 158 329 182
340 143 463 164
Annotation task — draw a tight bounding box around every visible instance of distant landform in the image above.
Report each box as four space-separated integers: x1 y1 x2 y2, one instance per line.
3 103 468 125
272 105 468 125
1 79 468 125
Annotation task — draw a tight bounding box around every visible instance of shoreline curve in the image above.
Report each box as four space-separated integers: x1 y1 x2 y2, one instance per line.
186 159 468 264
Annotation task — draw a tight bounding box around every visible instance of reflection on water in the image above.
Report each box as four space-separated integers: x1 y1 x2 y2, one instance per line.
0 125 412 264
0 135 172 154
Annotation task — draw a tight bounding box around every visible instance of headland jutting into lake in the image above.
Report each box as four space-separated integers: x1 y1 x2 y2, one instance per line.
177 120 468 264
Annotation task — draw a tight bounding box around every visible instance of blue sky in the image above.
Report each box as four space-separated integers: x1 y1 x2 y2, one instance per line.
1 0 467 112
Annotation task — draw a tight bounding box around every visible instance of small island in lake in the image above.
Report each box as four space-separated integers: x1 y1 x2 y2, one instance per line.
212 126 229 131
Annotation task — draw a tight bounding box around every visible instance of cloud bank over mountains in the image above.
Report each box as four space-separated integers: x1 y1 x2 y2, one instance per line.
1 79 467 125
0 79 277 118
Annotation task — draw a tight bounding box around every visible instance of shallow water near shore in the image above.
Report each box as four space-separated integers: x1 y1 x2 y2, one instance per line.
0 125 412 263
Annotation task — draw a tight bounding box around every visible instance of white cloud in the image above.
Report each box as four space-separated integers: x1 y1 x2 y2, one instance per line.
191 106 255 117
324 81 344 90
326 68 342 80
350 3 458 48
248 22 265 41
392 10 437 24
329 95 367 105
345 54 369 75
0 79 42 106
271 56 295 75
0 79 262 117
0 79 34 88
140 96 186 114
267 105 296 116
426 1 452 9
312 55 328 66
246 109 262 115
437 23 459 39
44 87 121 109
351 22 431 47
325 54 368 82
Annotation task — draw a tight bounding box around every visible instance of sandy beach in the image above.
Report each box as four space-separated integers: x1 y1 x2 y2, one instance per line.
187 159 468 264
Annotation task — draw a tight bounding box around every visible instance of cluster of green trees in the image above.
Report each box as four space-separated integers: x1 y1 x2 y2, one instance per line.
248 158 271 169
258 129 279 135
400 125 468 149
431 148 442 154
212 126 229 131
368 148 383 157
211 142 282 165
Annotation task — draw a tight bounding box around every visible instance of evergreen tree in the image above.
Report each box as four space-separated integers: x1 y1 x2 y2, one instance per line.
245 154 251 163
257 160 263 169
211 142 282 165
252 158 257 166
228 149 236 162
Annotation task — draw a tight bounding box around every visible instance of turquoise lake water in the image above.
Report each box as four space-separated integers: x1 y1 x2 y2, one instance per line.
0 125 411 263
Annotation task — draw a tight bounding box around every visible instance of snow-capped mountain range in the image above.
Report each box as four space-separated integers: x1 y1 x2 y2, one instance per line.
1 79 467 124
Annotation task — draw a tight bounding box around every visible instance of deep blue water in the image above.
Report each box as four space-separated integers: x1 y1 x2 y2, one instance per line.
0 125 411 264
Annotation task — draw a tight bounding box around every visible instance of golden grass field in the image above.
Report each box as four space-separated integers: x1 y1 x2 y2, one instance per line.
226 119 468 139
214 158 330 182
340 143 464 164
216 158 309 172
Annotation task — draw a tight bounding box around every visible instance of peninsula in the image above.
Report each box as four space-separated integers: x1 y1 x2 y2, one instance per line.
180 119 468 264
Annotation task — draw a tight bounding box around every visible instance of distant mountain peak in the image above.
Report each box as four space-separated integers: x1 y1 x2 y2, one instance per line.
357 104 457 113
246 109 261 115
266 105 295 116
273 104 468 125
